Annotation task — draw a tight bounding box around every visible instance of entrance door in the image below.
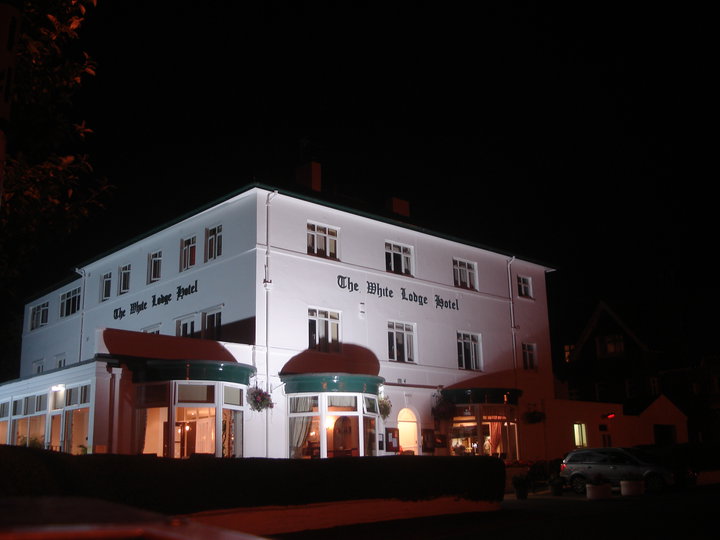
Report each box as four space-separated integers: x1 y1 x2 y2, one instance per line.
398 408 418 455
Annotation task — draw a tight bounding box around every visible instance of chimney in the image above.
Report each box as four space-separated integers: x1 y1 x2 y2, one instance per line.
388 197 410 218
296 161 322 192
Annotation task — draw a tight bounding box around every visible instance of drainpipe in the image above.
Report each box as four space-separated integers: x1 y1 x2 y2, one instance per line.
506 257 518 385
263 190 278 457
74 267 88 364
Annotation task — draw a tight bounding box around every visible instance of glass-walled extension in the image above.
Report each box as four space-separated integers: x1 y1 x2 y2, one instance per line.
450 404 518 460
288 393 379 458
134 381 246 458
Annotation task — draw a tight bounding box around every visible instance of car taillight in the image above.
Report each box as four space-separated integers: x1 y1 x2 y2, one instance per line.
560 463 567 472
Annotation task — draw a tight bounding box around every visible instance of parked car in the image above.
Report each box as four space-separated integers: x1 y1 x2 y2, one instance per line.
559 447 676 494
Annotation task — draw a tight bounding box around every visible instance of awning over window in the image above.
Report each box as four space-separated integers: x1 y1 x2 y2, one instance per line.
442 372 522 405
96 328 256 384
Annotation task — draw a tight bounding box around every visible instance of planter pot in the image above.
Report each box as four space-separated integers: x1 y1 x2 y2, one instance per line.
586 483 612 500
620 480 645 496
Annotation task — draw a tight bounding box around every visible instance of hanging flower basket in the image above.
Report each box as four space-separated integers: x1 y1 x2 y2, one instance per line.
378 396 392 420
247 386 274 412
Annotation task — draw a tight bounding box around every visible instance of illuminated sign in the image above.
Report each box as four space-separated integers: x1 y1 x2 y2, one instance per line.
336 274 459 311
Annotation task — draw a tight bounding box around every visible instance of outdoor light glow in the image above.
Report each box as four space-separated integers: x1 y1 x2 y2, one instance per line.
51 384 65 391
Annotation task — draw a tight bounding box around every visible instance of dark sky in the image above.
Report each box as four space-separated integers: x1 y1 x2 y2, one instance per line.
39 2 710 358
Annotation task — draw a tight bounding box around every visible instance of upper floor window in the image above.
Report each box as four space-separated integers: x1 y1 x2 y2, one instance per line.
598 334 624 357
202 309 222 340
205 225 223 262
32 359 44 374
517 276 533 298
100 272 112 302
176 315 196 337
522 343 537 370
453 258 477 290
385 241 413 276
308 308 340 352
60 287 81 317
147 251 162 283
457 331 482 370
307 222 338 259
118 264 131 295
388 321 415 363
30 302 49 330
180 236 197 272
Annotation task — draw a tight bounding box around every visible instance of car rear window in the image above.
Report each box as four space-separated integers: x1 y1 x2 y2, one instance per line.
567 451 607 463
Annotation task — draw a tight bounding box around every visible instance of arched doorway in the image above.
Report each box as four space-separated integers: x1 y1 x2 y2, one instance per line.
398 408 418 455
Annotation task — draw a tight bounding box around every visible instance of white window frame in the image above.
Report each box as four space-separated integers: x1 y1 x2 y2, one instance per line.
205 225 223 262
573 422 588 448
517 275 533 298
307 222 338 259
176 314 197 337
142 324 161 334
457 331 482 370
180 236 197 272
453 258 477 290
30 302 49 330
118 264 131 295
385 241 413 276
147 250 162 284
308 308 341 352
59 287 81 318
388 320 416 363
100 272 112 302
202 307 222 340
522 343 537 370
32 359 44 374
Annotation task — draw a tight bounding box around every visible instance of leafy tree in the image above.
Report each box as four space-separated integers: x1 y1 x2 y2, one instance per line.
1 0 111 381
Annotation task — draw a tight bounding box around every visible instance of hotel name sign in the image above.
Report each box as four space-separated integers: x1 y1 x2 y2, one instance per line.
112 280 199 320
336 275 460 311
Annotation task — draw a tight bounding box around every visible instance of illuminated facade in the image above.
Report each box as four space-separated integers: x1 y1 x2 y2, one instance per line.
0 183 687 460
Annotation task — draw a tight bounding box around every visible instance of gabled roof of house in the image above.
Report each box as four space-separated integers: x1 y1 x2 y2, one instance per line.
569 300 650 362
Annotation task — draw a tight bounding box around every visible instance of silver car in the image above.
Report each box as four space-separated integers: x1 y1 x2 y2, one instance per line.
560 447 675 494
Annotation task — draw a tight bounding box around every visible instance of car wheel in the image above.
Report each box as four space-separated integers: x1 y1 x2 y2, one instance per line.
571 475 587 494
645 473 664 493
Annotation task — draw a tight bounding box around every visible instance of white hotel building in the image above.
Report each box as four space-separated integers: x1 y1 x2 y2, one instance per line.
0 181 686 462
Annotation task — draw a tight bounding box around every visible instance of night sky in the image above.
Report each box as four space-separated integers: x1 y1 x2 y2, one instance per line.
12 2 712 367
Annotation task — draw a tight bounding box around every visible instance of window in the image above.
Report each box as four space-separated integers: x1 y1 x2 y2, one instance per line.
385 241 413 276
32 359 44 374
100 272 112 301
205 225 223 262
142 324 161 334
457 332 482 370
522 343 537 370
118 264 131 295
30 302 49 330
60 287 81 317
573 423 588 447
517 276 533 298
176 315 196 337
203 309 222 340
598 334 624 357
180 236 197 271
388 321 415 363
453 258 477 290
307 223 338 259
147 251 162 283
308 309 340 352
55 355 66 369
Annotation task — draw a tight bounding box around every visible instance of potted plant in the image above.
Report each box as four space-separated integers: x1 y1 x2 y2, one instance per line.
620 472 645 496
586 474 612 500
512 474 529 500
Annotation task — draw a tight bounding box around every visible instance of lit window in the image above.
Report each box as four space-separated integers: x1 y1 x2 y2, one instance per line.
517 276 533 298
573 422 588 447
30 302 49 330
388 321 415 363
147 251 162 283
385 241 413 276
60 287 81 317
522 343 537 370
118 264 131 295
205 225 223 262
453 258 477 290
100 272 112 302
307 222 338 259
308 309 340 352
180 236 197 271
598 334 624 357
457 332 482 370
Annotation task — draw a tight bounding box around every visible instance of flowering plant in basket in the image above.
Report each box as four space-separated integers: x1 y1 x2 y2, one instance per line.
247 386 274 412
